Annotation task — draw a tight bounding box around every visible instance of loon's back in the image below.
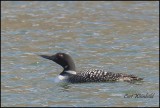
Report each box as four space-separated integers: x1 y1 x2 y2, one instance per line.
67 69 143 83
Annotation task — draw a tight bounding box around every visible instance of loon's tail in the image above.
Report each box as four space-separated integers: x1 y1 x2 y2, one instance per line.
118 74 143 83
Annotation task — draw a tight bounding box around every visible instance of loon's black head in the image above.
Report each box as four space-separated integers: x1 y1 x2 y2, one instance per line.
40 53 76 71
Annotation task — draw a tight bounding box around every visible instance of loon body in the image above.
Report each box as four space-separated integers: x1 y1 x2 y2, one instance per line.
40 53 143 83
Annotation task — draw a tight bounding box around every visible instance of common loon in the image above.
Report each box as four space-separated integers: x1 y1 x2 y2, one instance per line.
39 53 143 83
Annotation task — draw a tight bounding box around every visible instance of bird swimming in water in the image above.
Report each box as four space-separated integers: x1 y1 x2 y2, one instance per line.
39 53 143 83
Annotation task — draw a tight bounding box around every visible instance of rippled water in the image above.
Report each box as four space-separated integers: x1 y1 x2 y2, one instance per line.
1 1 159 107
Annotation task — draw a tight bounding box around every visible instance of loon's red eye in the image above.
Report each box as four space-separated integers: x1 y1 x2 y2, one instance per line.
58 54 63 58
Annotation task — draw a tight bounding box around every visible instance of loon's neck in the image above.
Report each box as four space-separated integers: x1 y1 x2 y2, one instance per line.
59 62 77 76
60 59 76 76
63 63 76 72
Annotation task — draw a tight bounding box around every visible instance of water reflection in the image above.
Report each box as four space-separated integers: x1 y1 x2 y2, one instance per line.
58 83 71 92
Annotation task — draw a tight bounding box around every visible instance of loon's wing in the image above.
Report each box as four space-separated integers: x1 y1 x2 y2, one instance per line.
68 69 143 83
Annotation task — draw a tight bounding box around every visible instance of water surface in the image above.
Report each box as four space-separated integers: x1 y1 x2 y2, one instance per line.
1 1 159 107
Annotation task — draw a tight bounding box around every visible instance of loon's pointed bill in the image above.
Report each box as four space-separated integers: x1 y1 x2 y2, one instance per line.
39 52 143 83
39 55 54 61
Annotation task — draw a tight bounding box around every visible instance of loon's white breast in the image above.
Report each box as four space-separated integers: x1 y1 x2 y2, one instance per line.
58 75 68 81
58 71 76 81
